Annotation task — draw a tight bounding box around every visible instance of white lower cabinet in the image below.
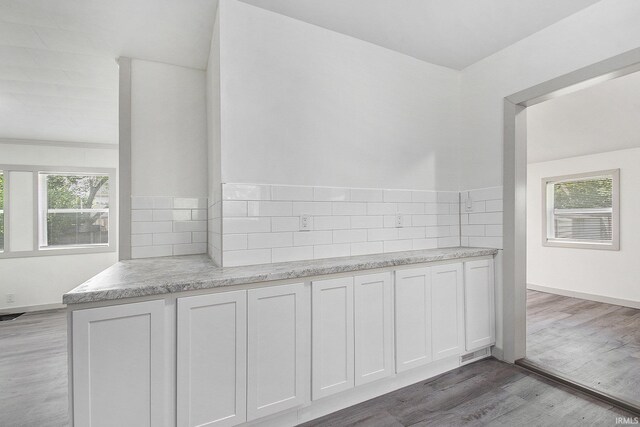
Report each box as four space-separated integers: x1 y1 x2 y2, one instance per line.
72 300 166 427
247 283 309 420
464 259 496 351
176 291 247 427
431 263 465 360
394 267 432 373
354 272 394 386
312 277 355 399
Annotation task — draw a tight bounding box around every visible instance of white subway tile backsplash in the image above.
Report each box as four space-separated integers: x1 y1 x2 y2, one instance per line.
174 221 207 232
485 225 503 236
132 210 153 222
131 221 173 234
367 202 397 215
223 201 248 217
485 199 503 212
223 217 270 234
131 245 172 259
397 203 425 215
223 183 271 201
398 227 426 239
461 225 485 237
313 243 351 259
411 191 438 203
153 232 192 245
174 198 206 209
314 187 350 201
292 201 332 216
223 234 248 251
383 189 412 203
271 185 313 201
248 232 293 249
412 238 438 250
153 197 173 209
333 229 368 244
293 231 332 246
437 237 460 247
461 186 503 250
332 202 367 216
412 215 438 227
437 192 459 203
350 215 383 229
173 243 207 256
271 217 300 232
350 241 384 256
248 201 293 217
191 209 207 221
384 239 413 253
351 188 383 202
424 203 439 214
272 246 314 263
313 216 350 230
192 231 207 243
131 234 152 247
224 249 271 267
131 196 153 209
468 212 503 225
368 228 398 242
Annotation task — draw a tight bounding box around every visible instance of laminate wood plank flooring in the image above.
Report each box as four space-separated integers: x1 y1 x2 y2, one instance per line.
527 289 640 407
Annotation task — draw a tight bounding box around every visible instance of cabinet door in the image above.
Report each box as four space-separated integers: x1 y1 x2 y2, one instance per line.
177 291 246 427
312 277 354 399
72 300 166 427
394 267 432 373
247 283 309 420
464 259 496 351
431 263 465 360
354 272 394 386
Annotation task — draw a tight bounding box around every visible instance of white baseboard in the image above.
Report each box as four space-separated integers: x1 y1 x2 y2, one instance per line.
527 283 640 310
0 302 66 315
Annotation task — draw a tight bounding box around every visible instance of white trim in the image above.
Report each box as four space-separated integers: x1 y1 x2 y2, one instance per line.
0 138 117 150
527 283 640 310
0 302 66 315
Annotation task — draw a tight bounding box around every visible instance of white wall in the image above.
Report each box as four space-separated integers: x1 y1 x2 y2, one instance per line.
527 148 640 306
219 0 461 191
460 0 640 190
131 59 208 198
0 142 118 311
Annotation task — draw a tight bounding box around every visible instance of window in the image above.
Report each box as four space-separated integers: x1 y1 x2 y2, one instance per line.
0 171 4 252
542 169 619 250
39 173 110 249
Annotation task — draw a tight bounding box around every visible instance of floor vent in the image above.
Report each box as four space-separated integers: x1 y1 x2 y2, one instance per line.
460 347 490 365
0 313 25 322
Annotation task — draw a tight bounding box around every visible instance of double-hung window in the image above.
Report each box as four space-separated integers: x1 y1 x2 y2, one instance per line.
542 169 619 250
39 172 111 249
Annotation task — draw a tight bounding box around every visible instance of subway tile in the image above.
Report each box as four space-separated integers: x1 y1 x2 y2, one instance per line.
271 185 313 201
351 215 383 229
224 249 271 267
131 210 153 222
174 221 207 232
411 215 438 227
368 228 398 241
223 234 248 251
153 232 192 245
398 227 426 239
131 234 152 247
460 214 469 225
272 246 314 263
314 187 350 201
131 221 173 234
192 231 207 243
271 217 300 232
153 197 173 209
383 215 397 228
437 236 460 248
437 191 459 203
223 217 270 234
461 200 485 213
173 243 207 256
174 197 206 209
313 243 351 259
412 238 438 250
292 201 332 216
485 225 503 237
436 203 451 215
424 203 439 214
191 209 207 221
152 209 191 221
461 236 470 246
332 202 367 216
383 189 412 202
384 239 412 253
293 230 332 246
131 245 172 259
437 214 458 226
469 186 502 201
367 202 397 215
411 191 438 203
223 183 271 201
248 232 293 249
350 188 383 202
313 216 350 230
435 225 453 237
131 196 153 209
449 226 460 236
397 203 424 215
485 199 503 212
461 225 485 237
450 203 460 214
468 236 503 249
223 201 248 217
468 212 503 225
425 226 439 238
248 201 293 217
350 241 383 256
333 229 368 244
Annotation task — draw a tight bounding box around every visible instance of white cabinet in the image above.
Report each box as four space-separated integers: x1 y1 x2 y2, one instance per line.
72 300 166 427
394 267 432 373
354 272 394 386
312 277 354 399
177 291 246 427
431 263 464 360
464 259 496 352
247 283 309 420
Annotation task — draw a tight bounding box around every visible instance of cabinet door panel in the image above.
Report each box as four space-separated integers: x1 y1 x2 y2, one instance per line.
394 268 432 373
464 259 496 351
247 283 308 420
72 300 165 427
431 263 465 360
312 277 354 399
177 291 246 427
354 272 394 386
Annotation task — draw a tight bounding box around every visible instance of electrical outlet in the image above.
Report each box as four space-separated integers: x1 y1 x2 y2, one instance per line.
395 214 404 228
299 214 311 231
6 294 15 304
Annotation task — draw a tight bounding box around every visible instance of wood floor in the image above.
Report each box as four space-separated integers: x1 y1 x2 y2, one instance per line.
0 307 635 427
527 289 640 406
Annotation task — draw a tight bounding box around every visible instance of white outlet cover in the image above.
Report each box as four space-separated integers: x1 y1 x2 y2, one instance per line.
300 214 312 231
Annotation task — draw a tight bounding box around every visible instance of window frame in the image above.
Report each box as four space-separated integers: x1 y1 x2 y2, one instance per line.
0 165 116 259
541 169 620 251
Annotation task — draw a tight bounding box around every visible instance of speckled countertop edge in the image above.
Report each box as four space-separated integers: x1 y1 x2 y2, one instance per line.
63 247 498 305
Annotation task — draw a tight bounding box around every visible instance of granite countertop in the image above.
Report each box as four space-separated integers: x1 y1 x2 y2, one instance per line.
63 247 498 305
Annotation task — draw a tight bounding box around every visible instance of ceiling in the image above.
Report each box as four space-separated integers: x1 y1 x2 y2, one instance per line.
0 0 217 145
528 70 640 164
240 0 601 70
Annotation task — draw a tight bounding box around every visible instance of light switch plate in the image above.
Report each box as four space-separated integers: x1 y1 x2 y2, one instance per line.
300 214 311 231
395 214 403 228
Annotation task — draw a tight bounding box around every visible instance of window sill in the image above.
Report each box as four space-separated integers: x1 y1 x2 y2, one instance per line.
0 245 116 259
543 239 619 251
